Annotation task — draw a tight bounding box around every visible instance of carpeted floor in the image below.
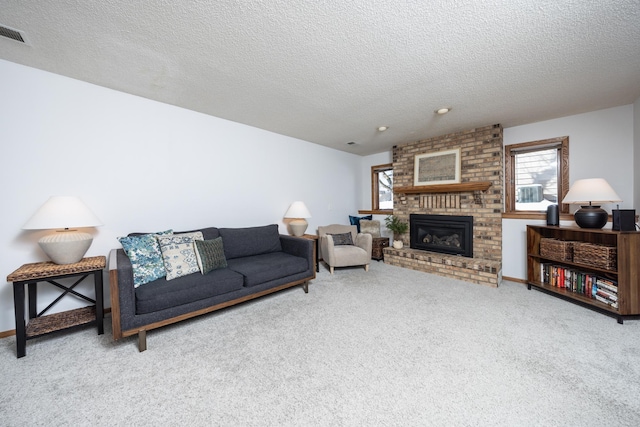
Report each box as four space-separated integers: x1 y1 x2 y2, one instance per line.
1 261 639 426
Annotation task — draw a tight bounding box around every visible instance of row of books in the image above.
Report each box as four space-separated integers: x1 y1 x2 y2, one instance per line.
541 263 619 309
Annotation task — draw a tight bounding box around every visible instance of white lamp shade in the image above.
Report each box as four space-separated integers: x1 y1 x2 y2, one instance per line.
23 196 103 230
562 178 622 205
284 201 312 219
23 196 102 264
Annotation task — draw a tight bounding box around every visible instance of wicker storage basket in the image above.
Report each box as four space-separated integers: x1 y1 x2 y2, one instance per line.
540 238 574 261
573 242 617 270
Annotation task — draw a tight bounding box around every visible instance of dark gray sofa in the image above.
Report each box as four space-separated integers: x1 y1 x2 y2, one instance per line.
108 224 315 351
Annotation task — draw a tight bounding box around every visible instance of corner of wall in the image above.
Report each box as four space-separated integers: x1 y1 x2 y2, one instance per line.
634 97 640 207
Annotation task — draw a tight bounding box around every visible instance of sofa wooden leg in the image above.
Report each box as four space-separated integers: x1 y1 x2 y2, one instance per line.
303 281 309 293
365 264 369 272
138 330 147 352
330 266 334 274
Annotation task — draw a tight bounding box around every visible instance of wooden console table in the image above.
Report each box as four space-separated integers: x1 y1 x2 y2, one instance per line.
526 226 640 323
7 256 106 358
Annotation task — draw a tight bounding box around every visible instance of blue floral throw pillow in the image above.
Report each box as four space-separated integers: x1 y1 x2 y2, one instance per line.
118 230 173 288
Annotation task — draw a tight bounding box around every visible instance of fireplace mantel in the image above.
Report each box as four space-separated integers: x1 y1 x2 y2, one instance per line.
393 181 492 194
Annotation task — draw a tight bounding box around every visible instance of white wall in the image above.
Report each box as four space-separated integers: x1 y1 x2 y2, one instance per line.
634 98 640 207
0 60 361 333
502 105 635 280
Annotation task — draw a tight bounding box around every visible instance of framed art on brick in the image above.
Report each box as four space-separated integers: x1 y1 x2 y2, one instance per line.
414 148 461 186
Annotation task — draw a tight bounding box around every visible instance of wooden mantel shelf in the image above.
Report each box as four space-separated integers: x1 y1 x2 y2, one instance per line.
394 181 492 194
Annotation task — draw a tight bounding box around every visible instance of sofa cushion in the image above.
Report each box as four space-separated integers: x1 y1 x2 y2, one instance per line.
175 227 220 241
219 224 282 260
200 227 220 240
157 232 204 280
172 231 206 241
118 229 173 287
195 237 227 274
136 228 218 240
226 252 309 287
135 267 244 314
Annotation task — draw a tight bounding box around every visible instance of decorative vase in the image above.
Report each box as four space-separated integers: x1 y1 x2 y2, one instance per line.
393 240 403 249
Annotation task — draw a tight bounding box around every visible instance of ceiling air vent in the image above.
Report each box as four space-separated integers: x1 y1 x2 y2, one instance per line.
0 25 27 44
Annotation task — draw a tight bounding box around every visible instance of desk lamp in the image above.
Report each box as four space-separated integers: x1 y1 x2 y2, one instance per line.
284 201 312 236
562 178 621 229
23 196 103 264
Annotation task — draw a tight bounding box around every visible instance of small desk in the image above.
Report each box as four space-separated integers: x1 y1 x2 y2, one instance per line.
300 234 319 272
7 256 106 358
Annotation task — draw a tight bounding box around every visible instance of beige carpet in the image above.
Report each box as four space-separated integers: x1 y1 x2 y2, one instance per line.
1 261 639 426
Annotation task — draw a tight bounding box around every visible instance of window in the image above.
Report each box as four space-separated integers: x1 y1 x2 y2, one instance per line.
505 136 569 213
371 163 393 212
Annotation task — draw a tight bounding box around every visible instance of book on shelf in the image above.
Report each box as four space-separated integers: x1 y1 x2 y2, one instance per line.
596 278 618 294
540 263 618 309
595 294 619 309
595 289 618 302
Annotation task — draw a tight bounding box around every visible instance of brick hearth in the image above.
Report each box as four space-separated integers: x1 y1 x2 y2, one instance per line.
384 247 502 287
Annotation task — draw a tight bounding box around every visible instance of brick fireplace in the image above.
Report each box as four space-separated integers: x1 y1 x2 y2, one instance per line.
384 124 503 287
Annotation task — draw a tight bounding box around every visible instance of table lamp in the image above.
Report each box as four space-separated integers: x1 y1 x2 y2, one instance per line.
23 196 103 264
284 201 312 236
562 178 621 229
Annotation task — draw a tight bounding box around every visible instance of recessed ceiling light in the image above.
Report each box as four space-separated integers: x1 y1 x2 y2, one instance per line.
377 126 389 132
436 107 451 115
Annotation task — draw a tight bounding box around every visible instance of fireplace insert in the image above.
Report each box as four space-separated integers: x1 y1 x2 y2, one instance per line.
410 214 473 257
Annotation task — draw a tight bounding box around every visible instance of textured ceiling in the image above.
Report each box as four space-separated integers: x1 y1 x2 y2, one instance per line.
2 0 639 155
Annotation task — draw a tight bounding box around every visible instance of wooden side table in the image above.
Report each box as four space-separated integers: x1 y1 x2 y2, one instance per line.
7 256 106 358
372 237 390 261
300 234 319 272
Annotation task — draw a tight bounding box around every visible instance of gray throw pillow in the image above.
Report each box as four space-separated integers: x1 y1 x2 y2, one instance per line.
195 237 228 274
329 232 354 245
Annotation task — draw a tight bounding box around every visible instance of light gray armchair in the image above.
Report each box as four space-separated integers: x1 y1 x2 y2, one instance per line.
318 224 372 274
